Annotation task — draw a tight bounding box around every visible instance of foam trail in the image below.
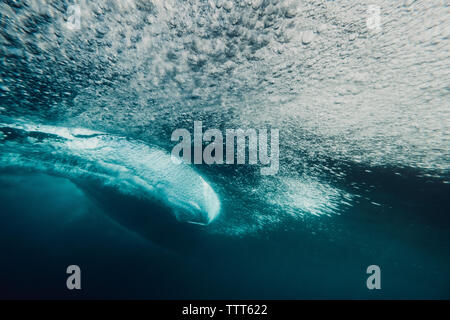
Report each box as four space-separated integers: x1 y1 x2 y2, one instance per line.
0 118 221 225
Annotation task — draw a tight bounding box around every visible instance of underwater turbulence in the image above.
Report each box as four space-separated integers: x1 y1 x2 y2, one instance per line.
0 117 221 226
0 0 449 299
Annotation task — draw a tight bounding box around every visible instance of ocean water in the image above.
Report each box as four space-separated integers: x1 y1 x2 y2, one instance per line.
0 0 449 299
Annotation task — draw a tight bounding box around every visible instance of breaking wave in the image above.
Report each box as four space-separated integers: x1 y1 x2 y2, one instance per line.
0 117 220 226
0 0 448 235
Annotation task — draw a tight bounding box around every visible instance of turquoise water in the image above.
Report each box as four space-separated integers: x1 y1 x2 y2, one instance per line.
0 0 449 298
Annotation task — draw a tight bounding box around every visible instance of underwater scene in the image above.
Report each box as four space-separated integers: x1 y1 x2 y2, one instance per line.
0 0 449 299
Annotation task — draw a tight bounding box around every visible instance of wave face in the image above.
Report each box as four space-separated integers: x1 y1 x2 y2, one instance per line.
0 118 220 225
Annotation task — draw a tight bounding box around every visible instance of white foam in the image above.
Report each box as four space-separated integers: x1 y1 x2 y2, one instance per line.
0 120 221 225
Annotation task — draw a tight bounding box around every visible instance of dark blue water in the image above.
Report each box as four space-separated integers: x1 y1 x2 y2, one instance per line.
0 165 448 299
